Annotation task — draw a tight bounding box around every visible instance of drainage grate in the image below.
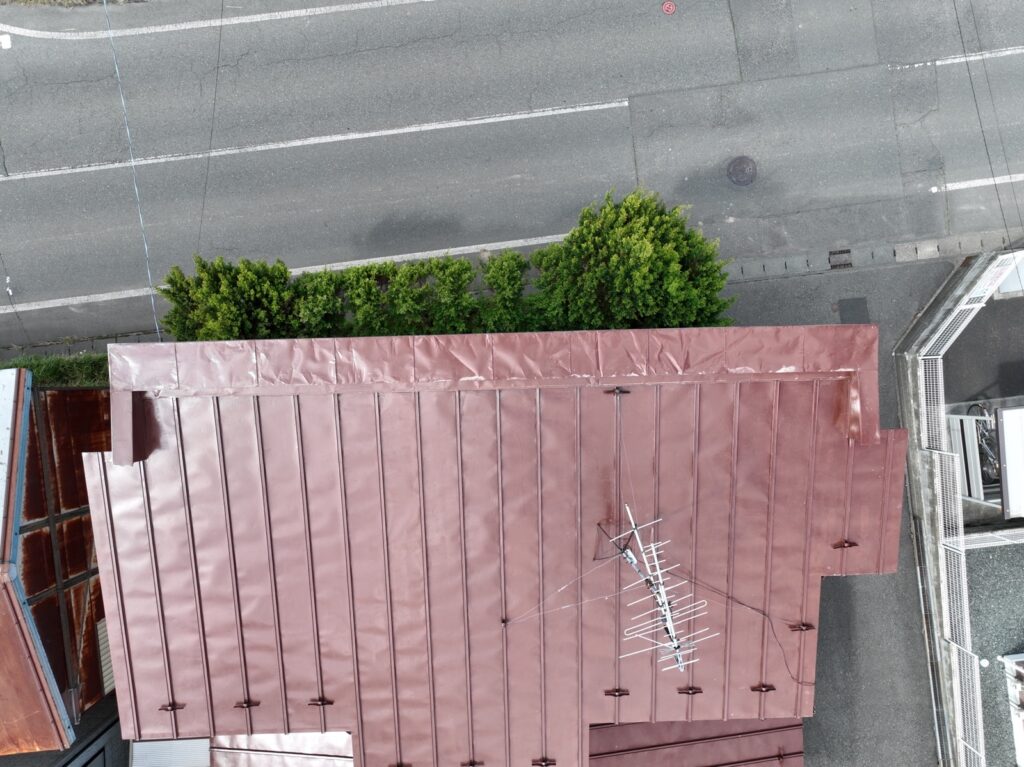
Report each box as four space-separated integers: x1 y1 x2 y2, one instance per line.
828 249 853 269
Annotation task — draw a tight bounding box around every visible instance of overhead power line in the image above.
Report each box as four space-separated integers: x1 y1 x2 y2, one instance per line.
100 0 162 341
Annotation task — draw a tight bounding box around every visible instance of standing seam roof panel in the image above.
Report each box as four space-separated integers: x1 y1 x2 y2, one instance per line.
89 327 905 766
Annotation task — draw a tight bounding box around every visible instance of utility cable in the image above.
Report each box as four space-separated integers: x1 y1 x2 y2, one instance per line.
949 0 1012 240
100 0 162 341
949 0 1024 294
958 0 1024 290
196 0 227 254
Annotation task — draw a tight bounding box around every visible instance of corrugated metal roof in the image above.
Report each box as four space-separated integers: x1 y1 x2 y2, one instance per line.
86 327 906 766
1 370 74 755
589 719 804 765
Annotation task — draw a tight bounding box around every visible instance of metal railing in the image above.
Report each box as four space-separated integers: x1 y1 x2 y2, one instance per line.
901 250 1024 766
964 527 1024 549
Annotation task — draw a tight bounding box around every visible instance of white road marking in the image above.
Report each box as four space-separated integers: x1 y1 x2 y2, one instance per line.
0 287 157 314
0 0 437 41
0 100 629 183
0 234 569 315
890 44 1024 70
0 34 11 50
290 234 568 274
930 173 1024 194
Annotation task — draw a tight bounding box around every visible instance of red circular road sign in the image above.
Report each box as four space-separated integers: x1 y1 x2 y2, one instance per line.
662 1 677 14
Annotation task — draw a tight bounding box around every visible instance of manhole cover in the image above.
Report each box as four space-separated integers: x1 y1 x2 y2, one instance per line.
662 1 677 14
727 156 757 186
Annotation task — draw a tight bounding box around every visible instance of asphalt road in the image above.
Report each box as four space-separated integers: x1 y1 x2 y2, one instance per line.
1 0 1024 346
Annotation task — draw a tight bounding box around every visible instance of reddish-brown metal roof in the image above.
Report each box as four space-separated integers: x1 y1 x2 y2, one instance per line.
86 327 906 766
17 389 111 716
1 371 79 755
589 719 804 765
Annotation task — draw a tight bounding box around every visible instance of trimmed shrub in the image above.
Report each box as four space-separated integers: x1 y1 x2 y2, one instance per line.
531 190 731 330
161 256 296 341
160 189 731 342
292 270 346 338
424 257 477 335
479 250 531 333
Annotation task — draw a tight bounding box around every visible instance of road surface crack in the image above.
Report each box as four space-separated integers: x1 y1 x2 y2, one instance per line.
0 136 8 177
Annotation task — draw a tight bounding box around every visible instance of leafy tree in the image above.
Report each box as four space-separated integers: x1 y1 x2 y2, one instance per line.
531 190 731 330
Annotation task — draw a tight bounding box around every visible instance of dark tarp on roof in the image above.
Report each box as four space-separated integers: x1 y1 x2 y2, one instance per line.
86 327 906 766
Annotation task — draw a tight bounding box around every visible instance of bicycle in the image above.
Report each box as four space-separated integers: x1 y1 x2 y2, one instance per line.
967 403 1001 485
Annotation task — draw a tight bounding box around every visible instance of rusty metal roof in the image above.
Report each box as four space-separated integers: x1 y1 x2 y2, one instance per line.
85 327 906 766
589 719 804 765
1 370 75 755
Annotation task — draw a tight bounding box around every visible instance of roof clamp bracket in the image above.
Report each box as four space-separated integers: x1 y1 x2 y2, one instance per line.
158 702 185 712
233 699 261 710
677 686 703 695
788 622 815 632
603 687 630 698
750 683 777 693
531 759 557 767
604 386 631 395
831 539 859 549
460 761 485 766
307 697 334 707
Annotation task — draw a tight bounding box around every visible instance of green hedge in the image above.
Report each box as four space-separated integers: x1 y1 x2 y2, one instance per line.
160 190 732 342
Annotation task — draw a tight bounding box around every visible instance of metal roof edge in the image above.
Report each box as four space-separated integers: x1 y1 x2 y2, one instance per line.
6 573 76 746
1 369 31 565
106 326 881 393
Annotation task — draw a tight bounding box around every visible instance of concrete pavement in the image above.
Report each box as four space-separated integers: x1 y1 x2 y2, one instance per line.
2 0 1024 348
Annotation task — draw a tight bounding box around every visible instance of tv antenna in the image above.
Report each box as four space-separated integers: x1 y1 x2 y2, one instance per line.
608 505 718 672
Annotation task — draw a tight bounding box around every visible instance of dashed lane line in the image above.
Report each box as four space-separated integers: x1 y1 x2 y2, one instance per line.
0 0 437 41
